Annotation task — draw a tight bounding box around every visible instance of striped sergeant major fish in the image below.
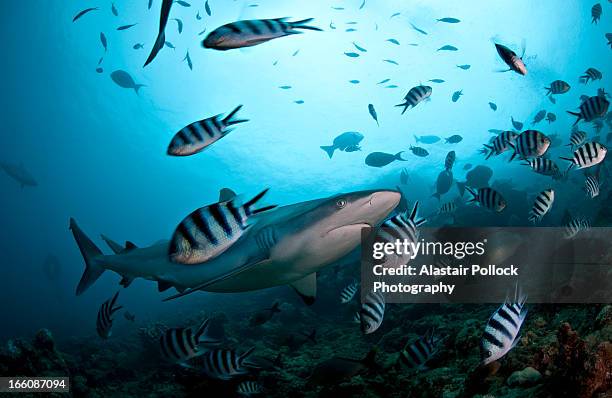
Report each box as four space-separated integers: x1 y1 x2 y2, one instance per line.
202 18 322 50
396 328 442 370
168 189 277 265
494 43 527 75
466 187 506 213
376 201 426 249
567 95 609 125
237 381 264 396
567 129 587 148
481 131 518 159
396 85 432 114
584 175 600 198
522 158 560 176
564 214 590 239
444 150 456 171
580 67 602 83
340 281 359 304
439 201 457 214
592 3 602 23
508 130 550 161
560 142 607 171
160 318 221 364
480 286 527 365
200 348 256 380
360 290 385 334
545 80 570 95
528 189 554 223
96 291 122 339
167 105 248 156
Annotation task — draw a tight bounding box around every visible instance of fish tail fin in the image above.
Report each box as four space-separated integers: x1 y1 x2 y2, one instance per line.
361 347 378 368
414 134 419 143
70 218 105 296
456 181 466 197
320 145 336 158
223 105 248 126
566 111 581 125
194 318 210 341
308 329 317 344
289 18 323 32
395 102 408 114
483 144 494 160
465 187 477 202
134 84 146 94
545 87 551 95
395 151 407 161
508 142 517 162
238 347 256 365
244 188 277 215
144 31 165 67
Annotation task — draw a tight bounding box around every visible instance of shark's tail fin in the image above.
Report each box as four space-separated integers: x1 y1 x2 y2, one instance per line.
70 218 105 296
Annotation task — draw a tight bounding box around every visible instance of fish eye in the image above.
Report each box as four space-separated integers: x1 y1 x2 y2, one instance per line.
486 350 493 357
336 199 347 208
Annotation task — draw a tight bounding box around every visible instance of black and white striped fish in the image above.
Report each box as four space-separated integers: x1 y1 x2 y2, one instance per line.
167 105 248 156
410 146 429 157
522 158 560 176
160 318 222 364
376 202 426 248
237 381 264 396
560 142 608 170
360 290 385 334
201 348 255 380
466 187 506 213
528 189 554 223
396 85 432 114
202 18 322 50
340 281 359 304
169 189 277 264
580 68 602 83
564 217 590 239
545 80 570 95
480 288 527 365
567 129 587 148
481 131 518 159
440 201 457 213
96 291 123 339
444 151 456 171
584 175 600 198
567 95 609 125
508 130 550 161
397 328 442 370
591 3 602 24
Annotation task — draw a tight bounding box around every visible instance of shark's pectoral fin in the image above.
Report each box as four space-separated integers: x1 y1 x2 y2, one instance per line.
162 252 269 302
101 234 124 254
290 273 317 305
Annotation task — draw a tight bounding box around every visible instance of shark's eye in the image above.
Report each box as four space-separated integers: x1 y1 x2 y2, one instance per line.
336 199 347 208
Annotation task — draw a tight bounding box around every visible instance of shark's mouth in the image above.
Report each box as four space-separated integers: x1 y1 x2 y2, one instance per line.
326 222 372 236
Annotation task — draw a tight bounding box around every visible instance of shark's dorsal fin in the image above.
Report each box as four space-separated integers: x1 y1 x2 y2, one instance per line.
290 273 317 305
125 241 137 251
101 235 124 254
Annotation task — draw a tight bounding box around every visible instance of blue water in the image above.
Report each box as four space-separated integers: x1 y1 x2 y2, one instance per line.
0 1 610 342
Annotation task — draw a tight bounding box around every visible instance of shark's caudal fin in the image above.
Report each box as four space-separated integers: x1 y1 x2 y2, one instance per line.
70 218 105 295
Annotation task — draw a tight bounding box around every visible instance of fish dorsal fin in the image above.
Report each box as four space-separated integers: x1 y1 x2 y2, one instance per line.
290 273 317 305
219 188 237 202
125 241 137 251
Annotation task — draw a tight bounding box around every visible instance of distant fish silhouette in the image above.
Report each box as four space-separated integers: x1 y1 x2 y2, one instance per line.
117 23 138 31
73 7 98 22
0 161 37 188
110 70 146 94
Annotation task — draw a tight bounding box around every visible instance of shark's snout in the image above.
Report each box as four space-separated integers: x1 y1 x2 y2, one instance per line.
366 190 401 225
